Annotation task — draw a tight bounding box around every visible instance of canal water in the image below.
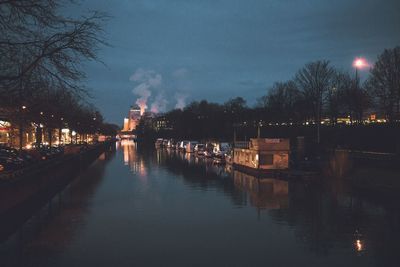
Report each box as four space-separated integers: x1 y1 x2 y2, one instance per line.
0 140 399 267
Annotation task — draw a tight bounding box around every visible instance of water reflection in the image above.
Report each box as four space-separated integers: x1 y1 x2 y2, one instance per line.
152 145 400 266
0 151 114 267
233 171 289 210
1 142 399 267
121 140 147 177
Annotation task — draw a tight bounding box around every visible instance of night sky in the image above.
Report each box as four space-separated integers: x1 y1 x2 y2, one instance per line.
73 0 400 124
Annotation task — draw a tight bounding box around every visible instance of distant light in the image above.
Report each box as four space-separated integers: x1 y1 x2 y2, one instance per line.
40 111 44 115
353 57 370 69
355 239 363 252
22 105 26 110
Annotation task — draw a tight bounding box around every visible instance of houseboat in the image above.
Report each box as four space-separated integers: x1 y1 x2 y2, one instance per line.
185 141 199 153
233 138 289 175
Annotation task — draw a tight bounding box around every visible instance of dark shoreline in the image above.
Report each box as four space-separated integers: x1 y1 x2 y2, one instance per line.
0 141 115 242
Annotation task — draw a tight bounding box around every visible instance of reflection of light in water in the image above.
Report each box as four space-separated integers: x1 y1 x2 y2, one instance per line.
355 239 363 252
157 149 163 164
123 143 129 165
354 230 364 252
139 159 147 177
120 140 147 179
98 153 106 160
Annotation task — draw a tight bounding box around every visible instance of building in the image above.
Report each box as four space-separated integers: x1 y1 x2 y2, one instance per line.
0 119 10 145
153 114 172 131
128 105 141 131
122 105 142 132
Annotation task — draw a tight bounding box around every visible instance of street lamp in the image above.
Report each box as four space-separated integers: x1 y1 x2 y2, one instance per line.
352 57 369 80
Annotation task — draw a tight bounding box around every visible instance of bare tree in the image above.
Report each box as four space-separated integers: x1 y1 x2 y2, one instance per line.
296 60 335 144
0 0 108 148
366 46 400 122
262 81 303 123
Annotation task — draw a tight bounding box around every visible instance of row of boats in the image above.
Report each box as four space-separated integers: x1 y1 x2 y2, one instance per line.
155 138 232 163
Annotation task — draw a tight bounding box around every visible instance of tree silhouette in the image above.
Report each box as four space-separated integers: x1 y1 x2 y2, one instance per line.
366 46 400 123
296 60 335 144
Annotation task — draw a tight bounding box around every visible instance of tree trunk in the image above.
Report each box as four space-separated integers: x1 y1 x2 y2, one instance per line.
58 127 62 145
36 126 42 147
19 122 23 150
48 128 52 147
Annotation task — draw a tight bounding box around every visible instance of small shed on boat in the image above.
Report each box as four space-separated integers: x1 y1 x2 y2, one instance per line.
233 138 290 170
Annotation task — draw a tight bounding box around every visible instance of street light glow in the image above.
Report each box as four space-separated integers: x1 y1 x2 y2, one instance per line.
353 57 369 69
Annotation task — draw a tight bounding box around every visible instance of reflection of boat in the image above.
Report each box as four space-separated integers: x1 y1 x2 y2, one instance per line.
213 157 225 164
233 170 289 209
155 138 163 149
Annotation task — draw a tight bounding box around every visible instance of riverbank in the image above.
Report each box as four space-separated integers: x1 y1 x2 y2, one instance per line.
0 141 115 241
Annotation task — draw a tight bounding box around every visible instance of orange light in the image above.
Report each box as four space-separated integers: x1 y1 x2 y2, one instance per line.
355 239 363 252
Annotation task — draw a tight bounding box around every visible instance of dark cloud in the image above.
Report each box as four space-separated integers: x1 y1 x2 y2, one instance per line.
72 0 400 123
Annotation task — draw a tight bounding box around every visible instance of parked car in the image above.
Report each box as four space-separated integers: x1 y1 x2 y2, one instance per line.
0 145 26 171
0 155 24 171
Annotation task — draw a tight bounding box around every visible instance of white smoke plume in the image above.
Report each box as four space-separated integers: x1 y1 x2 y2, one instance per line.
130 68 162 115
174 93 187 110
150 93 168 113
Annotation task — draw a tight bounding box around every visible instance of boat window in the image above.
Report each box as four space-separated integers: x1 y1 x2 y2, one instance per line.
259 154 273 165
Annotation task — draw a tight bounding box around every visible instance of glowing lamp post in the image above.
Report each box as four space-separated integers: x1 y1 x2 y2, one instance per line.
351 57 370 124
353 58 369 69
352 57 369 80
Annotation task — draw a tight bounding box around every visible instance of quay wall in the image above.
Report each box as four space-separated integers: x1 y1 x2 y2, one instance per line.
0 141 115 241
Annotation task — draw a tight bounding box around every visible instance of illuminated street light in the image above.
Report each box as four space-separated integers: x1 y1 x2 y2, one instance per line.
353 57 369 69
22 105 26 110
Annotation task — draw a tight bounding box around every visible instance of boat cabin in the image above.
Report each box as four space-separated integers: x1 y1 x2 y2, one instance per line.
233 138 289 170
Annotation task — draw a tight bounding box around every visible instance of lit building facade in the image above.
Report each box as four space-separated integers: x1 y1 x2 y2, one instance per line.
122 105 142 132
128 105 141 131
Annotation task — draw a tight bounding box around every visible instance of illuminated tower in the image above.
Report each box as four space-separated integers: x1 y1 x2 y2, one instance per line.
128 105 141 131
